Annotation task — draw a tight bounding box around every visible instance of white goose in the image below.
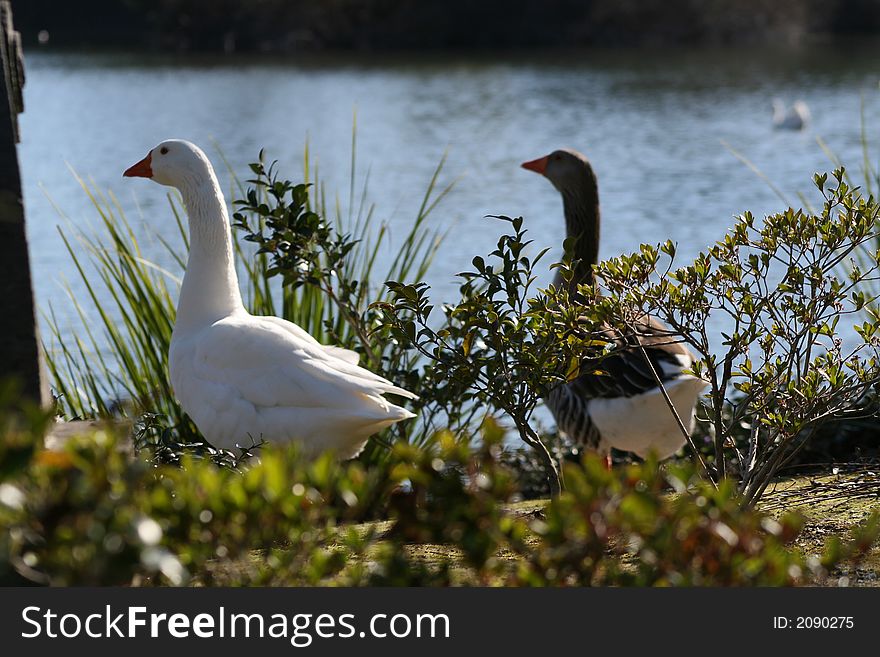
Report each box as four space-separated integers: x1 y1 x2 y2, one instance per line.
772 99 810 131
124 139 416 458
522 149 708 463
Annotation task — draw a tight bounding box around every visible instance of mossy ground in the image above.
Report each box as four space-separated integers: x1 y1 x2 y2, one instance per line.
760 468 880 586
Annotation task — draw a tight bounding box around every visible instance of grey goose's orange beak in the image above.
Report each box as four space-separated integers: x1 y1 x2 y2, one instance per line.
123 152 152 178
521 155 549 175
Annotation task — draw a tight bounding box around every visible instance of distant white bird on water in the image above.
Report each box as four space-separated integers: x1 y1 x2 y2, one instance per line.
772 99 810 130
123 140 417 458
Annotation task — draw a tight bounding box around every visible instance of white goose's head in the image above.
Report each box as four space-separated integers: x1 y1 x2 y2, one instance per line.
123 139 214 190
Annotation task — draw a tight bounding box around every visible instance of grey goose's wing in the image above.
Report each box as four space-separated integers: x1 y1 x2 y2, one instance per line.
568 317 695 399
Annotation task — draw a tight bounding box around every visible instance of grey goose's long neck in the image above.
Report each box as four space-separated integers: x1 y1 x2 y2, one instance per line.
175 175 244 332
558 173 600 287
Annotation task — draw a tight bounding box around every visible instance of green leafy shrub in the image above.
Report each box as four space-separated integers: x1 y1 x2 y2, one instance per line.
0 381 53 585
4 407 877 587
518 460 825 586
581 169 880 504
373 427 880 586
721 100 880 469
1 424 395 586
374 216 603 494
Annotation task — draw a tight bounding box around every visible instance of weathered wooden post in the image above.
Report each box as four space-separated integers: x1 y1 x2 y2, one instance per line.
0 0 50 407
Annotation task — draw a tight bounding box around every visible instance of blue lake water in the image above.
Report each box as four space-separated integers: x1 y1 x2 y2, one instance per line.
16 44 880 393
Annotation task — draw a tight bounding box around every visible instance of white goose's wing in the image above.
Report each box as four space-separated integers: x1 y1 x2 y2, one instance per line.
321 345 361 365
260 315 361 365
192 314 415 408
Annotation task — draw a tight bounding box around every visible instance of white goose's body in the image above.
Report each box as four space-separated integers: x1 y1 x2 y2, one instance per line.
772 99 810 131
523 149 708 461
125 140 415 457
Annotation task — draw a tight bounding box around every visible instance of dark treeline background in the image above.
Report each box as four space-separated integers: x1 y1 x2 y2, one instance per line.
10 0 880 52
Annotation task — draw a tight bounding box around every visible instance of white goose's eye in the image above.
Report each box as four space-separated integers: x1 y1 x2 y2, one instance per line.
160 146 169 155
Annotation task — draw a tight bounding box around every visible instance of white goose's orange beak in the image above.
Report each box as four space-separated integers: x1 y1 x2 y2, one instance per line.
521 155 549 175
123 152 153 178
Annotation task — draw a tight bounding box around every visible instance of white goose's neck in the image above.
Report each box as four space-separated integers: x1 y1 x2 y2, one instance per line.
175 174 244 333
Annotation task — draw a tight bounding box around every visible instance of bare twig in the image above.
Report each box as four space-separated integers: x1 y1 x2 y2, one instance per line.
626 322 714 485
